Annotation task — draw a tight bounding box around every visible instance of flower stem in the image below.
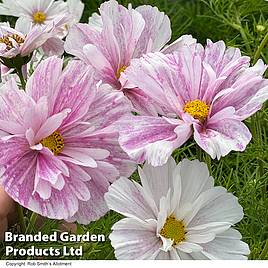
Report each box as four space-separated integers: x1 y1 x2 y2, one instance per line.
16 203 26 233
15 67 26 90
253 31 268 65
259 239 268 260
26 212 38 233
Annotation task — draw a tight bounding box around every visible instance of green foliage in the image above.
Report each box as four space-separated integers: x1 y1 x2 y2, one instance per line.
0 0 268 261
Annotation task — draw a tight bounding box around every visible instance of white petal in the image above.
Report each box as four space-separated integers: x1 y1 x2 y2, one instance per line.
176 241 203 253
139 157 176 208
105 177 157 221
185 187 244 228
159 234 173 252
201 228 250 260
110 218 161 260
176 159 214 207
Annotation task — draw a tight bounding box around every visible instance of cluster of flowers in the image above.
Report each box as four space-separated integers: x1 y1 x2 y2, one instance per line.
0 0 267 260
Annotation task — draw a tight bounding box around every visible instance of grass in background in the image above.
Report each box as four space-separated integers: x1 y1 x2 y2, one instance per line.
0 0 267 260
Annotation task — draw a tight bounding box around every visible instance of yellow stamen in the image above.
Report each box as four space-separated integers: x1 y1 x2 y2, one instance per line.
183 99 210 123
160 215 186 246
0 34 24 50
33 11 46 24
40 131 64 155
116 65 128 79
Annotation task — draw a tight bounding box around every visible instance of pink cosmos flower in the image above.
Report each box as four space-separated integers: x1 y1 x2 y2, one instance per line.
0 56 136 224
0 24 52 59
65 0 196 115
118 40 268 166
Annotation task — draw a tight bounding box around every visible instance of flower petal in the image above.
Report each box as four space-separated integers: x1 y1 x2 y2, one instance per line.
201 228 250 260
134 5 171 56
26 56 63 110
139 157 176 208
185 186 244 228
109 218 161 260
194 115 252 159
53 60 97 128
105 177 157 221
119 115 191 166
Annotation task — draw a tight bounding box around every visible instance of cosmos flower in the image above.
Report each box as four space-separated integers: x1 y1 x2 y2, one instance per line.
0 0 84 31
0 0 71 28
118 40 268 166
65 0 196 115
0 56 136 224
105 157 250 260
0 0 76 56
0 23 52 62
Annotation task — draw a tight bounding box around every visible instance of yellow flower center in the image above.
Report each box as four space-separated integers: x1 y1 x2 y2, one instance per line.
40 131 64 155
0 34 24 50
183 99 210 123
116 65 128 79
160 215 186 246
33 11 46 24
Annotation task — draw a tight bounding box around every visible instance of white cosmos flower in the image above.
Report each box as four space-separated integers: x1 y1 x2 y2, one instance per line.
105 157 250 260
0 0 84 34
0 0 71 30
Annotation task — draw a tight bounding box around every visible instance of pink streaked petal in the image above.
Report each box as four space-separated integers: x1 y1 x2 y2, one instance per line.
28 178 79 220
68 130 136 178
34 109 70 142
61 147 98 168
0 78 34 132
83 86 132 131
65 23 100 62
200 40 250 103
0 120 25 134
26 56 63 110
194 116 252 159
67 164 111 224
134 5 171 56
161 35 197 54
211 61 268 119
2 150 38 206
23 97 49 134
99 0 145 68
83 43 114 76
53 174 65 191
41 148 69 176
125 53 181 112
170 45 203 101
93 160 119 183
0 140 80 220
21 26 51 57
123 87 159 116
68 178 91 202
26 128 35 147
53 60 97 128
59 155 97 168
235 83 268 120
41 37 65 56
33 149 69 198
34 179 52 200
119 115 191 165
67 164 91 182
